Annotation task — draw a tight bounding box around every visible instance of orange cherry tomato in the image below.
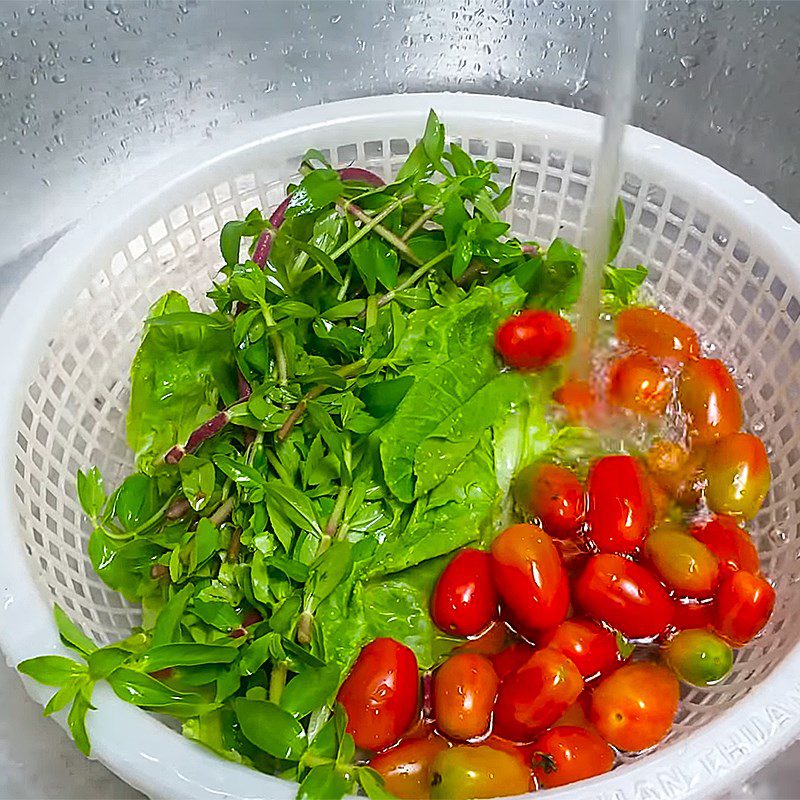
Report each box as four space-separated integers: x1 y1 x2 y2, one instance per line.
551 695 596 731
337 638 419 751
554 377 597 424
490 524 569 633
370 736 449 800
616 306 700 363
490 641 537 682
431 549 498 637
429 744 532 800
608 353 673 416
433 653 499 741
690 516 760 579
493 648 584 742
705 433 771 520
672 598 716 631
644 523 720 599
586 455 653 554
574 554 673 639
589 662 679 752
678 358 742 444
495 310 573 371
513 462 586 539
539 617 620 680
645 439 704 506
530 725 615 789
714 571 775 646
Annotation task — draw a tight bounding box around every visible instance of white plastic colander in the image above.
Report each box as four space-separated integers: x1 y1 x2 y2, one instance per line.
1 93 799 800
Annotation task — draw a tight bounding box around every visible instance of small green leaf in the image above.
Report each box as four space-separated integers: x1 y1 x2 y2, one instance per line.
139 643 238 673
443 142 475 176
18 655 85 687
322 299 366 321
421 109 445 167
608 197 626 263
616 630 636 659
279 665 340 719
192 598 242 632
180 455 216 512
76 467 105 521
87 647 130 681
358 767 396 800
233 697 307 760
297 764 352 800
220 209 267 266
53 605 97 656
43 679 81 717
67 685 93 756
151 585 193 647
239 633 279 677
288 169 344 217
106 667 208 708
307 541 354 611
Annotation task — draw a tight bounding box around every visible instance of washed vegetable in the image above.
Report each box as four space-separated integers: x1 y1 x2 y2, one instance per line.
19 109 778 799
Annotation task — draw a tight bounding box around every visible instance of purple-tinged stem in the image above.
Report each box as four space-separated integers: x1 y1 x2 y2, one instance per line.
237 370 253 401
166 497 191 520
165 410 230 465
337 167 385 187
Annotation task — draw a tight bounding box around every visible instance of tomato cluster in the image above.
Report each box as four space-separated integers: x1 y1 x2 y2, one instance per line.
338 306 777 798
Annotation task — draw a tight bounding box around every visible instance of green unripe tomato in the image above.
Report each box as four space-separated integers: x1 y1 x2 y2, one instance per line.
664 628 733 687
429 745 530 800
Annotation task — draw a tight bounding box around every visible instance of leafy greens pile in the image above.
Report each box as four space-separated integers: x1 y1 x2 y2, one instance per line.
19 111 645 799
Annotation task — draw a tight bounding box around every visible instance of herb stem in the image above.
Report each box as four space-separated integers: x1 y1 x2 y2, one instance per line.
325 484 351 538
260 302 288 387
269 662 287 704
277 359 367 442
226 527 241 563
329 197 410 262
370 247 454 314
338 200 422 267
209 497 235 527
401 203 442 242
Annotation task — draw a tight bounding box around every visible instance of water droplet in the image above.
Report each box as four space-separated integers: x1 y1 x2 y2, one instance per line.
82 55 93 64
680 55 698 69
84 0 94 8
134 93 149 107
249 52 257 61
111 49 120 64
330 14 341 23
51 73 67 84
400 34 412 47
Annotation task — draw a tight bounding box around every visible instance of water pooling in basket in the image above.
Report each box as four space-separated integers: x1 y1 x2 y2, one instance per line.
572 2 644 375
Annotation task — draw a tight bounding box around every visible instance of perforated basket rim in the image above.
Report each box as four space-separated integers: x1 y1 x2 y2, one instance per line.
1 93 799 800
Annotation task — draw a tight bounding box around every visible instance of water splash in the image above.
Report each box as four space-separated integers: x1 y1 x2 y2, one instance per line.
571 0 644 377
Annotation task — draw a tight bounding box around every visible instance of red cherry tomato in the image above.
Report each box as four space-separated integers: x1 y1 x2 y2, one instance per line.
586 455 653 554
431 549 498 637
554 377 598 424
495 310 573 371
530 725 615 789
490 524 570 633
672 598 716 631
539 617 620 680
369 736 449 800
705 433 771 520
337 638 419 751
589 662 679 751
678 358 742 444
574 554 673 639
608 353 673 416
645 439 704 507
643 523 720 599
690 516 760 579
433 653 499 741
616 306 700 363
714 571 775 646
493 648 584 742
513 463 586 539
490 641 537 682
